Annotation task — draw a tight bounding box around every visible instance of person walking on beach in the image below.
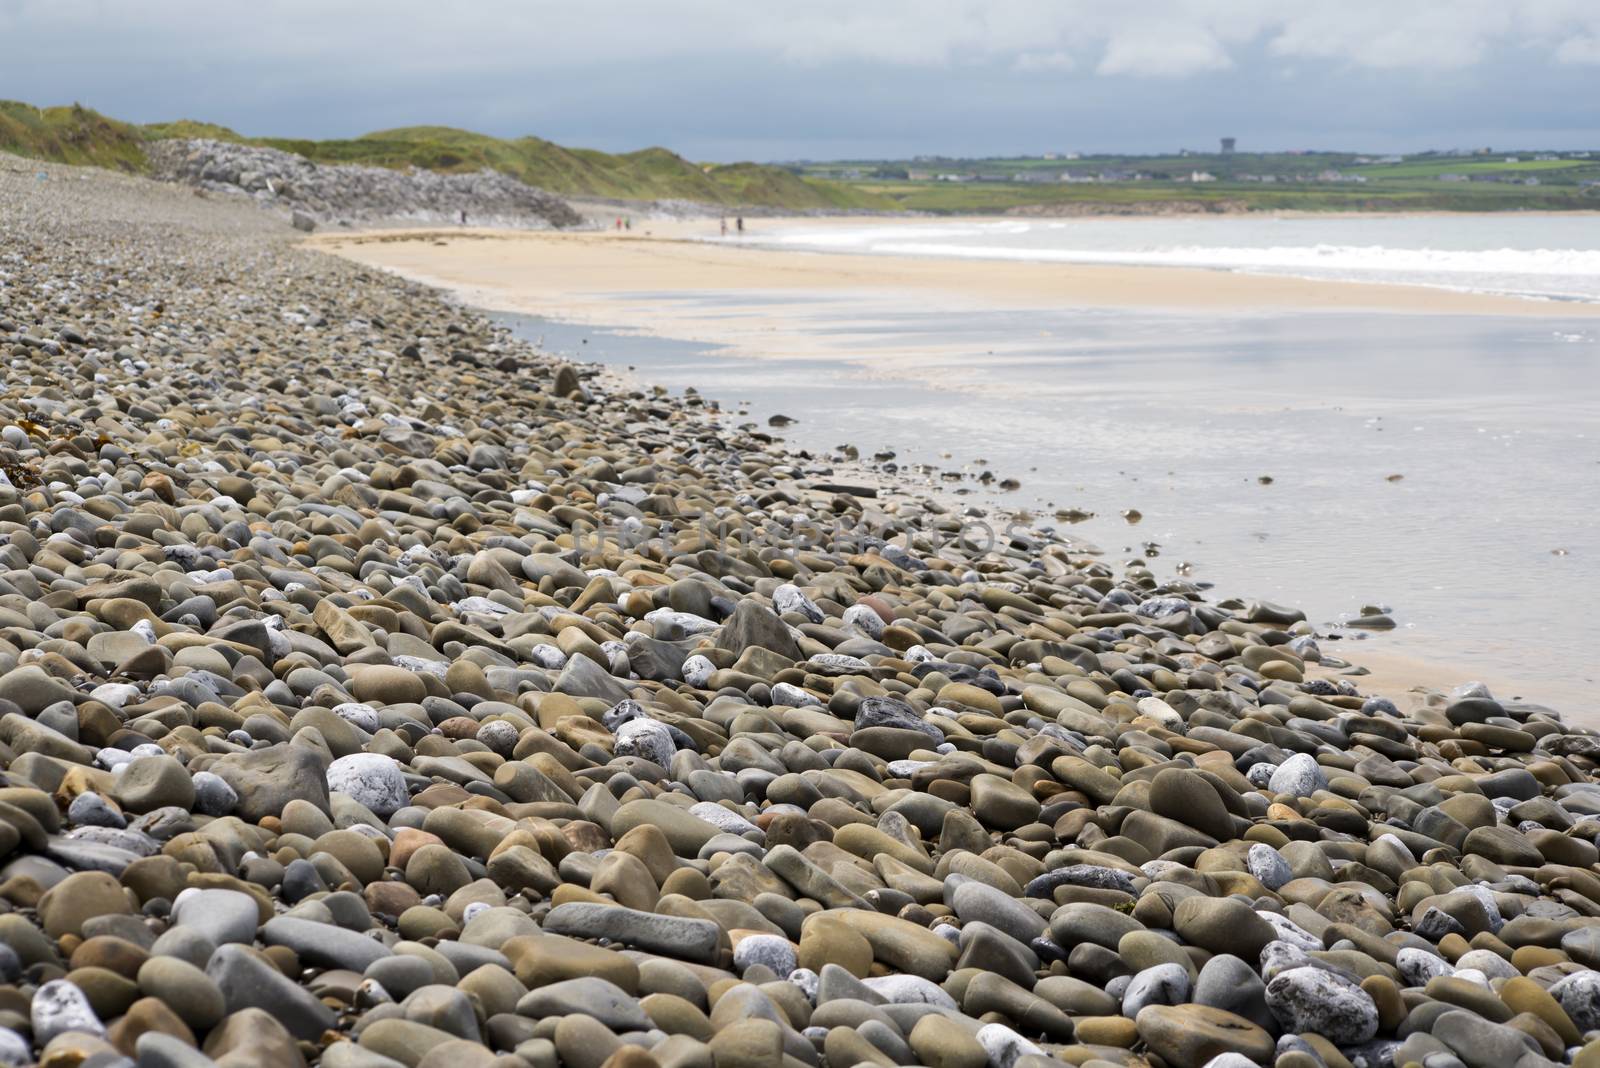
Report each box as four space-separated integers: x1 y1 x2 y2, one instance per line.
720 217 728 237
736 216 744 235
459 209 467 225
616 217 624 231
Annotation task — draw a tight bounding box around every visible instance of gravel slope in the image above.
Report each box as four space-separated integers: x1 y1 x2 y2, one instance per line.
0 158 1598 1068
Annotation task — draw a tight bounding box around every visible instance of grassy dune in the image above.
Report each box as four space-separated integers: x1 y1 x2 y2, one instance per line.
6 102 888 211
0 102 148 172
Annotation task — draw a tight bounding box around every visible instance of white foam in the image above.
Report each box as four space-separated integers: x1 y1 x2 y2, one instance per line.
742 219 1600 302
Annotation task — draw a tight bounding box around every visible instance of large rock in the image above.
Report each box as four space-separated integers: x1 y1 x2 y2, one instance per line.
326 753 409 817
1135 1004 1275 1068
173 889 261 947
610 799 722 857
206 744 331 821
1264 966 1379 1044
1193 954 1273 1032
1268 753 1328 798
514 977 651 1032
1149 768 1235 841
261 917 393 972
39 872 132 938
1172 897 1276 960
113 755 196 813
542 902 721 964
31 979 106 1045
150 138 582 230
1550 970 1600 1033
206 944 336 1040
1432 1009 1546 1068
202 1006 305 1067
0 665 78 714
715 600 801 660
553 654 631 704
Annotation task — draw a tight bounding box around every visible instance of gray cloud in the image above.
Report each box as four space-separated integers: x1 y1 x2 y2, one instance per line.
2 1 1597 158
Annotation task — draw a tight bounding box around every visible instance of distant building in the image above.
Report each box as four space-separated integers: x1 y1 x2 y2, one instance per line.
1189 170 1216 183
1439 173 1469 182
1220 137 1236 154
1042 152 1059 161
1065 151 1081 160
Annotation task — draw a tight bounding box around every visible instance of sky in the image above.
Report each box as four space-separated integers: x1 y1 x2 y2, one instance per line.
4 0 1600 161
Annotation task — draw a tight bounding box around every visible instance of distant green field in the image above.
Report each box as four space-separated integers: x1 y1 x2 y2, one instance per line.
1348 158 1586 178
845 176 1597 215
814 147 1600 214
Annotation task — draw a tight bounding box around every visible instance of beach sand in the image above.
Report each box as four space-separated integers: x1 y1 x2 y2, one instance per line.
309 221 1600 329
314 219 1596 716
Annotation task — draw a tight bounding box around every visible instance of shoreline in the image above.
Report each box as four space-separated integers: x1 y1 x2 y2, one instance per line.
312 223 1592 717
309 224 1600 319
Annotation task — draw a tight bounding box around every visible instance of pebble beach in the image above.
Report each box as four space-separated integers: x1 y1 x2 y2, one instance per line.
4 158 1600 1068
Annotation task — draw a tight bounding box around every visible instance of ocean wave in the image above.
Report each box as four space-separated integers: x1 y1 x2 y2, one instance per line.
751 224 1600 301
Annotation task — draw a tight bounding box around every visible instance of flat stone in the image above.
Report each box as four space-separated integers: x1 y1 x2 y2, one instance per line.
514 977 651 1032
207 744 331 822
262 916 393 972
542 902 721 963
206 944 336 1040
1136 1004 1275 1068
173 889 260 946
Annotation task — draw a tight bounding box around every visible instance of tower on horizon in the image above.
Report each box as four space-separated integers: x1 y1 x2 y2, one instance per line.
1221 137 1236 154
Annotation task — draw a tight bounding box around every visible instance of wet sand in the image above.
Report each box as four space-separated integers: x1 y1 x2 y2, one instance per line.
314 222 1600 716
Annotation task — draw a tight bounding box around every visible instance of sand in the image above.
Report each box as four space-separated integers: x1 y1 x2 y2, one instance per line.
313 219 1592 718
309 220 1600 332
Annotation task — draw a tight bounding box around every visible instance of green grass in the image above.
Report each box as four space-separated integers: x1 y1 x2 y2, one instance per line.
1350 158 1586 179
4 101 889 211
807 145 1600 214
0 101 148 172
854 177 1600 215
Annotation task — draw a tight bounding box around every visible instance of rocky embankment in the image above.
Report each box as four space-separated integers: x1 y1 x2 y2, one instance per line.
147 139 581 230
1 159 1600 1068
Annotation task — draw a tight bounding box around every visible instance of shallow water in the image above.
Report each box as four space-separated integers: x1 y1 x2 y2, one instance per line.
498 301 1600 712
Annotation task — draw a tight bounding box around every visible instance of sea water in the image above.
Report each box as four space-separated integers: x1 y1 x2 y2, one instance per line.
753 214 1600 303
502 297 1600 712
